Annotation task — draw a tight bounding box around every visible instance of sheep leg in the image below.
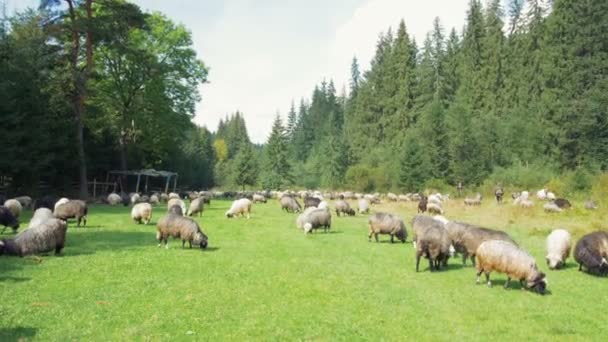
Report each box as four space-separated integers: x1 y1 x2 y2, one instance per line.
485 272 492 288
470 254 476 266
390 234 394 244
188 241 192 249
182 240 186 248
429 258 434 272
55 244 64 255
368 230 373 242
83 216 87 227
476 269 483 284
374 233 379 243
462 252 468 266
504 277 512 289
416 254 421 272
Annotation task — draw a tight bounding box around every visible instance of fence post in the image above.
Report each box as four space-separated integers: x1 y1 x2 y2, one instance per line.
93 179 97 199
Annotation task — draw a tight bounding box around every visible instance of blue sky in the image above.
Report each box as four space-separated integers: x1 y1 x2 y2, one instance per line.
8 0 469 143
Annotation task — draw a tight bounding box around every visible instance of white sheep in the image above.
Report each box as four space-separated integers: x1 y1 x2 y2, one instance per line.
427 202 444 215
225 198 252 219
546 229 571 270
4 199 23 219
131 203 153 225
167 198 186 215
107 193 122 206
318 201 328 210
54 197 69 212
543 202 563 213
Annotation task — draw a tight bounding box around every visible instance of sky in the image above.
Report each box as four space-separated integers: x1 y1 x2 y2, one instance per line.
7 0 469 143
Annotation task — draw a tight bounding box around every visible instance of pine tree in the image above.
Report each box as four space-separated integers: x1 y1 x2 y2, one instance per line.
261 115 292 189
286 100 297 141
398 133 431 192
350 56 361 96
231 141 258 190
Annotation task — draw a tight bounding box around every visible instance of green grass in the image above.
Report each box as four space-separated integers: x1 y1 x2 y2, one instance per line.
1 198 608 341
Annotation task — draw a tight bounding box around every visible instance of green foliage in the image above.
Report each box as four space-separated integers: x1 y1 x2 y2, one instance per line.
231 142 258 190
398 133 431 192
488 162 557 189
261 115 292 189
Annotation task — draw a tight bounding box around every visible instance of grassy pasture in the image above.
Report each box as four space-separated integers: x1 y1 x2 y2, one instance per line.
1 198 608 341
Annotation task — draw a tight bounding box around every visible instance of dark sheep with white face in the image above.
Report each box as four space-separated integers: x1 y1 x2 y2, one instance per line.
574 231 608 276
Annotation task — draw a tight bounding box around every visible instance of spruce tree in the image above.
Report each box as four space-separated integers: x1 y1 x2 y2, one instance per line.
261 115 292 189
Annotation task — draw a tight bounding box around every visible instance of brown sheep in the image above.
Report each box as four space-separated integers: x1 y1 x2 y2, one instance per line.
156 214 208 249
131 203 153 225
335 200 355 217
445 221 516 266
54 200 88 227
0 218 67 257
574 231 608 276
187 197 205 217
416 220 451 272
368 213 406 243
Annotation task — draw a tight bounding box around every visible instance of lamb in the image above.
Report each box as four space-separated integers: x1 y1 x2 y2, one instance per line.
335 200 355 216
156 214 208 249
445 221 516 266
358 199 370 214
464 193 482 206
252 194 267 204
28 208 54 229
495 187 504 203
543 202 563 213
54 197 69 211
415 219 451 272
368 213 406 243
187 197 205 217
584 200 597 210
574 231 608 276
168 205 183 216
304 196 321 209
0 218 67 257
131 203 153 225
545 229 571 270
280 196 302 213
417 197 428 213
14 196 32 209
226 198 252 219
553 198 572 209
167 198 187 215
475 240 547 294
54 200 88 227
427 202 443 215
4 199 23 219
296 207 331 234
0 207 19 234
107 193 122 206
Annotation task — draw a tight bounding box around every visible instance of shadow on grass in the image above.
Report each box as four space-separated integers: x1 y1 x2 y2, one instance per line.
0 327 37 342
0 276 30 282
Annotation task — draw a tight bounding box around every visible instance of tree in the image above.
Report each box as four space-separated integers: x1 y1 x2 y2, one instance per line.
261 115 292 189
398 133 431 192
286 100 297 141
231 141 258 190
350 56 360 95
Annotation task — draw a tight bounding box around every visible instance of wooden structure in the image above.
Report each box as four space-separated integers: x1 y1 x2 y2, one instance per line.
107 169 178 194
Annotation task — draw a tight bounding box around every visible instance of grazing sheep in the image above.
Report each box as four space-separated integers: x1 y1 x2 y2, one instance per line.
187 197 205 217
398 194 410 202
475 240 547 294
536 189 547 200
149 194 160 205
445 221 516 266
574 231 608 276
226 198 252 219
427 202 443 215
140 195 150 203
252 194 267 204
495 187 504 204
511 192 521 201
546 192 556 201
428 194 442 205
584 200 597 210
417 197 428 213
412 193 422 201
107 193 122 206
343 191 354 199
358 199 370 214
130 193 141 205
280 196 302 213
546 229 571 270
318 201 328 209
188 192 200 201
335 200 355 217
464 193 482 206
28 208 54 229
54 200 88 227
4 199 23 219
156 214 208 249
160 193 169 203
0 218 67 257
415 218 451 272
368 213 406 243
412 215 437 248
520 199 534 208
14 196 32 209
131 203 153 225
543 202 563 213
296 207 331 234
168 205 183 216
387 193 398 202
0 207 19 234
167 198 187 215
168 192 180 200
54 197 69 211
304 196 321 209
553 198 572 209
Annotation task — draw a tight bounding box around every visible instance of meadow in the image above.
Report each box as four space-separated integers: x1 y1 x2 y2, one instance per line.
1 198 608 341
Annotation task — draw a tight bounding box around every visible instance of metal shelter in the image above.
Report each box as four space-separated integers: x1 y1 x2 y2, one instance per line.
107 169 178 193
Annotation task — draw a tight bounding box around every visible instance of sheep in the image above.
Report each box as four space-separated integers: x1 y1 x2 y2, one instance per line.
445 221 516 266
168 205 183 216
545 229 571 270
168 192 180 200
149 194 160 205
33 195 58 210
343 191 354 199
543 202 563 213
415 219 451 272
520 199 534 208
464 193 482 206
54 197 69 211
546 192 556 201
226 198 252 219
536 188 547 200
4 199 22 219
387 193 398 202
252 194 267 204
280 196 302 213
495 187 504 204
368 213 406 243
318 201 328 210
584 200 598 210
304 196 321 209
398 194 410 202
428 194 442 205
0 218 67 257
187 197 205 217
156 214 208 249
427 202 443 215
140 195 150 203
160 193 169 203
188 192 200 201
131 203 153 225
335 200 355 217
28 208 54 229
475 240 547 294
358 199 370 214
14 196 32 209
167 198 187 215
0 207 19 234
107 193 122 206
412 215 437 248
296 207 331 234
130 193 141 205
553 198 572 209
574 231 608 276
54 200 88 227
417 197 428 213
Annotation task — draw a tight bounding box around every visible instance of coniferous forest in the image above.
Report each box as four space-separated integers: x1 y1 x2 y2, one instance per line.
1 0 607 195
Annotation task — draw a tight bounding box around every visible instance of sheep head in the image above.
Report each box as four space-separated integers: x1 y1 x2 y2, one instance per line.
527 272 547 295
